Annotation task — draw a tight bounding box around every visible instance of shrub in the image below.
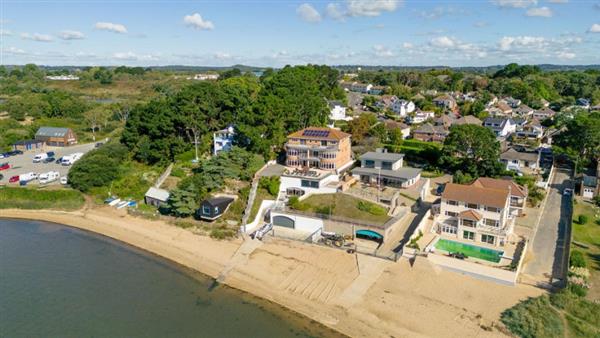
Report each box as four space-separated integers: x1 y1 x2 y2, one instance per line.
357 200 386 216
288 196 309 211
501 295 564 338
578 215 589 225
259 176 280 196
170 167 186 178
568 283 588 297
570 250 587 268
210 227 236 239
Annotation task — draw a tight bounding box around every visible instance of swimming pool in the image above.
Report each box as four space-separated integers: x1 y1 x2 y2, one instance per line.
434 239 504 263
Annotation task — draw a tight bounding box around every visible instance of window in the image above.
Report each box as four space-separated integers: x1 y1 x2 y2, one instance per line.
484 218 499 227
446 200 458 206
364 160 375 168
300 139 306 145
321 140 327 146
467 203 478 209
463 231 475 240
381 161 393 170
202 206 211 215
485 206 500 213
462 219 476 227
441 225 457 234
445 211 457 217
481 234 495 245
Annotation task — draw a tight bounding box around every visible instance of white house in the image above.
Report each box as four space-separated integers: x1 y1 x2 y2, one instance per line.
213 126 235 155
46 75 79 81
407 111 435 124
499 148 540 173
328 100 351 121
352 149 421 188
279 169 340 198
391 100 416 117
483 117 516 137
192 73 219 81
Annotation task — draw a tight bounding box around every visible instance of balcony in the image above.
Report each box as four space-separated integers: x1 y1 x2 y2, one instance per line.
286 143 339 151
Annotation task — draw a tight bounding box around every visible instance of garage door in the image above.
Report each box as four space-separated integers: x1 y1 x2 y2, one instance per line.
273 215 295 229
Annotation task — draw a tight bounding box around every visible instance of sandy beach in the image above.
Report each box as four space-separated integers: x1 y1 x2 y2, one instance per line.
0 206 543 337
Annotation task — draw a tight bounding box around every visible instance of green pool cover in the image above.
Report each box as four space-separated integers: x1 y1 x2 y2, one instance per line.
434 239 503 263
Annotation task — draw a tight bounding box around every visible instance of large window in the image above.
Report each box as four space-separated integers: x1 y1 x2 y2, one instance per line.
484 218 499 227
467 203 478 209
364 160 375 168
481 234 495 245
463 231 475 240
446 200 458 206
462 219 476 227
381 161 393 170
485 206 500 213
445 211 458 217
441 225 457 234
301 180 319 188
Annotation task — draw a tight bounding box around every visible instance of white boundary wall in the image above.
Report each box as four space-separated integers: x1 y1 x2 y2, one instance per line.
270 211 324 233
244 199 275 234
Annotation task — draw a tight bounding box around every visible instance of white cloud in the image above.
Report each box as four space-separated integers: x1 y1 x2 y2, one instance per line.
113 51 138 60
491 0 537 8
499 36 545 50
183 13 214 30
373 44 394 57
402 42 413 48
6 46 26 55
21 32 54 42
557 51 576 59
430 36 456 48
526 7 553 17
347 0 400 17
548 0 568 3
296 3 321 23
95 22 127 34
59 30 85 40
214 52 232 60
325 3 345 20
589 24 600 33
0 29 12 36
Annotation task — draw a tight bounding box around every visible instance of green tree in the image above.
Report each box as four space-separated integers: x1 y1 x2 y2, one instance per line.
440 124 503 178
167 188 198 217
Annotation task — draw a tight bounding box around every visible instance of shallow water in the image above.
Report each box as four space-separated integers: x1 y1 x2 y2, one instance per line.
0 218 343 337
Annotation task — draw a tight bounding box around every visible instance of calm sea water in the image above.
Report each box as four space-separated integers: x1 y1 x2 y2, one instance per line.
0 219 344 338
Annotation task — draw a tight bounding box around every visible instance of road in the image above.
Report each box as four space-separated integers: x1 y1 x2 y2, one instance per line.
0 142 97 186
522 168 572 284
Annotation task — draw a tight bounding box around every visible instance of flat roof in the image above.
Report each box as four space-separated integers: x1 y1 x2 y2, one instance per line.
352 167 421 181
359 151 404 162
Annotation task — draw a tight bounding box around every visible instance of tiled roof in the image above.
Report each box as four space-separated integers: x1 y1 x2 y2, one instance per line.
500 148 539 163
413 123 448 135
471 177 528 198
442 183 509 209
35 127 71 137
287 127 351 141
454 115 482 125
458 209 483 221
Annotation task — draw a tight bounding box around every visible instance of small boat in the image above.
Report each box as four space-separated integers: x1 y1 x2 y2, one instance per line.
127 201 137 208
108 198 121 207
116 201 130 209
104 197 116 204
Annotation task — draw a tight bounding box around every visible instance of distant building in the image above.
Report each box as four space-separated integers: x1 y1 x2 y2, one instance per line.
453 115 482 126
197 196 235 221
501 97 521 109
412 123 449 142
532 108 556 120
192 73 219 81
352 149 421 188
483 117 516 137
433 94 457 111
368 85 385 95
515 120 544 139
513 104 534 118
384 120 411 140
407 111 435 124
144 187 170 208
35 127 77 147
471 177 528 217
328 100 350 121
500 147 540 173
12 139 44 152
391 99 415 117
285 127 353 173
350 82 372 93
581 175 598 199
45 74 79 81
213 126 235 156
576 98 591 109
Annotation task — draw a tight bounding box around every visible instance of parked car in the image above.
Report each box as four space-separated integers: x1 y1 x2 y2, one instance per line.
95 142 104 148
8 150 23 156
19 172 38 182
0 163 10 171
43 157 56 164
60 176 68 185
55 157 63 164
563 188 573 196
0 153 8 159
0 173 3 180
9 175 20 183
61 152 83 166
33 153 48 163
46 151 55 158
39 171 60 184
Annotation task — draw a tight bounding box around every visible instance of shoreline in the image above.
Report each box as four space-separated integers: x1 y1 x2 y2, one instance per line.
0 207 544 337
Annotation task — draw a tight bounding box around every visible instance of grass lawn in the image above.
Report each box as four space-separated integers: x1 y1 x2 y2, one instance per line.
571 199 600 301
298 193 390 225
248 188 276 223
0 186 85 211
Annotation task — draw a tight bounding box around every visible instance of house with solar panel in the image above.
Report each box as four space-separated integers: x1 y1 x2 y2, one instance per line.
34 127 77 147
280 127 353 198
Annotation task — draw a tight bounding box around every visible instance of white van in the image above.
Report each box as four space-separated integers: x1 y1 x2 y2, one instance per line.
33 153 48 163
39 171 60 184
61 152 84 166
19 172 38 182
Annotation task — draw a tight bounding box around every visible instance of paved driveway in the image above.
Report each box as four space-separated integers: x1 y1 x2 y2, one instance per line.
0 142 97 186
522 168 572 284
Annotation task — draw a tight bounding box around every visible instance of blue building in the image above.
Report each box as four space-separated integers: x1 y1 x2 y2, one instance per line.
213 126 235 156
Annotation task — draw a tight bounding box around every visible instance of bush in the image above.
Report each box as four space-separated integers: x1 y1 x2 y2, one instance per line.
578 214 589 225
501 295 564 338
210 227 236 239
69 143 129 192
170 167 186 178
568 283 588 297
288 196 309 211
570 250 587 268
259 176 280 196
357 200 386 216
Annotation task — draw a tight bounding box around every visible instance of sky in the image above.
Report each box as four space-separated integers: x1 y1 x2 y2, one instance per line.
1 0 599 67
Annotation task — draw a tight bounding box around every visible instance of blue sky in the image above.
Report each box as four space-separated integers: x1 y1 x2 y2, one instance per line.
1 0 599 67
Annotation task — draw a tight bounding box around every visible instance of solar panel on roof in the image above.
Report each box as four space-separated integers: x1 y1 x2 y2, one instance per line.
302 129 330 137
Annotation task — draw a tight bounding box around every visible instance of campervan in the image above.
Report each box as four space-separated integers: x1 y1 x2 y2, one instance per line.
33 153 48 163
39 171 60 184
